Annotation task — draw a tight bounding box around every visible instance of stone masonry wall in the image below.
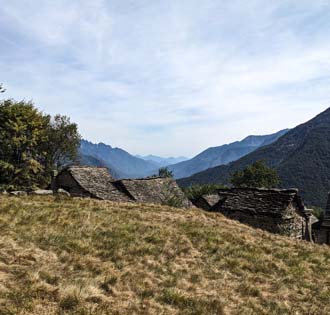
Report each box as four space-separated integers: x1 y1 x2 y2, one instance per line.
55 172 92 198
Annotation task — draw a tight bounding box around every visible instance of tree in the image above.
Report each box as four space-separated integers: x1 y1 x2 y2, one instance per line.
44 115 81 170
230 160 279 189
0 84 5 93
158 167 173 178
0 99 50 189
0 99 80 190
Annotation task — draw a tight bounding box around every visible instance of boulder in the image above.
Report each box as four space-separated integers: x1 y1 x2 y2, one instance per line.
56 188 71 197
9 191 27 196
30 190 54 196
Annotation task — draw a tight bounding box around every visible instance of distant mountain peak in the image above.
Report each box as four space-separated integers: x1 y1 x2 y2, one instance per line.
136 154 189 167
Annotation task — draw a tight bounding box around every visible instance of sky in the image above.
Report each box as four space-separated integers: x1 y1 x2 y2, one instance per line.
1 0 330 157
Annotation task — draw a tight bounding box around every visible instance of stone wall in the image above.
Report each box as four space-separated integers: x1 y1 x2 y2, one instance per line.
55 171 92 198
220 205 306 238
317 191 330 244
317 220 330 244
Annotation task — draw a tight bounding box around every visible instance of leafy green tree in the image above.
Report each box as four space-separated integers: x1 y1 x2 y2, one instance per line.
0 99 50 189
45 115 81 170
0 99 80 190
158 167 173 178
230 160 279 189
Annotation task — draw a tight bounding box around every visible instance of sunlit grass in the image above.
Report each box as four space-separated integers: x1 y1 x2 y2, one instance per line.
0 195 329 314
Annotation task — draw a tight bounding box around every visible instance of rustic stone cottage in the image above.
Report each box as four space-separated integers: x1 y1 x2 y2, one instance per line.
115 177 192 208
54 166 131 202
192 188 315 240
54 166 191 207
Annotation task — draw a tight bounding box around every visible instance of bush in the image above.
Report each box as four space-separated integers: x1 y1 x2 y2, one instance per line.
183 183 227 200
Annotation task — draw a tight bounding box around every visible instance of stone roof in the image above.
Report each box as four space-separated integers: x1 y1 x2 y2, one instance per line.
61 166 131 201
215 187 307 218
114 177 192 208
57 167 191 207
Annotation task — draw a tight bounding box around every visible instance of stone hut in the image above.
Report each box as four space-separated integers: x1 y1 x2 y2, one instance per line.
192 188 315 240
54 166 131 202
54 166 191 207
115 177 192 208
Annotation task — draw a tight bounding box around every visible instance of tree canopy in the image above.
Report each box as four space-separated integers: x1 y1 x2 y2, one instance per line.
230 160 279 189
0 98 80 190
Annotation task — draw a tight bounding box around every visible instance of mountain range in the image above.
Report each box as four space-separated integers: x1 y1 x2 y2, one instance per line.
79 140 158 179
135 155 188 168
168 129 289 179
178 107 330 208
79 130 287 180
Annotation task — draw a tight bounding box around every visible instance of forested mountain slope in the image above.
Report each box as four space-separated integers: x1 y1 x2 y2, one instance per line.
179 108 330 208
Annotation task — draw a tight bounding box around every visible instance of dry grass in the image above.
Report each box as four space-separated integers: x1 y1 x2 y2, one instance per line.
0 195 329 315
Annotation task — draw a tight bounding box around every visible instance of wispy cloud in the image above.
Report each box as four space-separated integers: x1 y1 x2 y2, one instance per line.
1 0 330 156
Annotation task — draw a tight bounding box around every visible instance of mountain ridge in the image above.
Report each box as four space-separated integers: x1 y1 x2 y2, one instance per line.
168 129 289 179
178 107 330 207
79 140 157 178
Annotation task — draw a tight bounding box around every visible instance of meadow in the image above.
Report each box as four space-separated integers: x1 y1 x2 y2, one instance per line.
0 196 329 315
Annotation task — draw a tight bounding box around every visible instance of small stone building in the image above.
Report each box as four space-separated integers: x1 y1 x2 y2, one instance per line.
54 166 191 207
192 188 315 240
115 177 192 208
54 166 131 202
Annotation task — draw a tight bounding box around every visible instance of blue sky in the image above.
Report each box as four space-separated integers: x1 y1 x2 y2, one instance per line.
1 0 330 157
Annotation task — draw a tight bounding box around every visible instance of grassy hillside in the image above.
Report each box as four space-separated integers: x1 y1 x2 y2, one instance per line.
0 196 330 315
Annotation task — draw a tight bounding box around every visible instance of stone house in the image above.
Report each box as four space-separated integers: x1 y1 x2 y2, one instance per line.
192 188 316 240
54 166 191 207
54 166 131 202
115 177 192 208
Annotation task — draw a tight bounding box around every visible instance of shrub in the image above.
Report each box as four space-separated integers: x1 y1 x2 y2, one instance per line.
183 183 226 200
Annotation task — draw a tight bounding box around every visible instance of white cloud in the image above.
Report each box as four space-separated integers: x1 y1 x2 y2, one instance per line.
0 0 329 156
